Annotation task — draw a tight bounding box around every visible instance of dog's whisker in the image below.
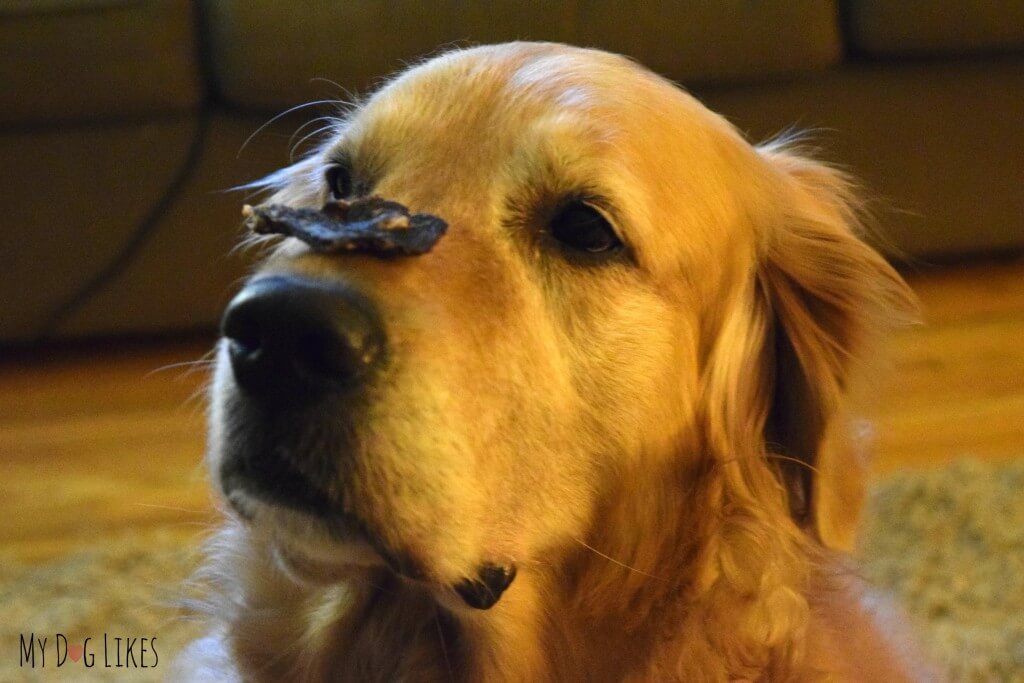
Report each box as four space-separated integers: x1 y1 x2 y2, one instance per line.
433 605 455 682
288 114 338 145
183 382 211 418
764 453 825 479
147 521 220 533
571 538 667 582
228 231 283 258
308 76 357 100
135 502 214 515
147 346 217 378
288 117 341 159
237 99 344 158
516 556 555 568
145 359 215 378
724 452 846 505
289 125 338 161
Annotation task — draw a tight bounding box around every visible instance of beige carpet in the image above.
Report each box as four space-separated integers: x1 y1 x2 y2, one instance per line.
857 459 1024 682
2 459 1022 681
0 530 203 681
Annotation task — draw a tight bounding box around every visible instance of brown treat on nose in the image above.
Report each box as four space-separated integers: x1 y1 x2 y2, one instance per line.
242 196 448 256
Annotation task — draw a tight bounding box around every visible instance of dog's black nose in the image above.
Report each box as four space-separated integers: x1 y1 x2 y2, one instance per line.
221 276 385 398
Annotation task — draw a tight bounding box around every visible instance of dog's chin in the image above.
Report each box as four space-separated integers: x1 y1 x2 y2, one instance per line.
225 486 520 611
271 536 384 586
226 487 389 585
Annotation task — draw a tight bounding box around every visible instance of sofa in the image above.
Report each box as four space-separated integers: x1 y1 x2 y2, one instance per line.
2 1 1022 343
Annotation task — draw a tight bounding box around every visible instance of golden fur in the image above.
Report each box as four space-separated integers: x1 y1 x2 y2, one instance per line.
179 43 936 681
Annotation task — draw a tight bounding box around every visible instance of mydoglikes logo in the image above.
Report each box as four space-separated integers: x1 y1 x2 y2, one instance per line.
19 633 158 670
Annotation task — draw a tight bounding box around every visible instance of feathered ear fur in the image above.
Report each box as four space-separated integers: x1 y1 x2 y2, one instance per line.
755 142 918 543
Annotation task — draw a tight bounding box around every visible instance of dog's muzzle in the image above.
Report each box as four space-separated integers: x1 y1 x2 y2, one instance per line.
216 201 519 609
216 274 382 519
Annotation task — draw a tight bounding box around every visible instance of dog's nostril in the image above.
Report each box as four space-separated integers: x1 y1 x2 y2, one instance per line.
228 337 261 363
224 309 263 359
221 276 385 398
295 325 379 381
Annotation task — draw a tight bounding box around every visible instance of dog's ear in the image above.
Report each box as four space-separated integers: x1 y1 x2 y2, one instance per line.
754 143 917 542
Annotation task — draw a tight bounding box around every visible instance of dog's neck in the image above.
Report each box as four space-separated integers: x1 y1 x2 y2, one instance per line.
222 456 814 681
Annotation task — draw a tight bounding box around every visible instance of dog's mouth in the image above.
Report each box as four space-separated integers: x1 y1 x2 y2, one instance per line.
225 482 389 571
220 444 341 521
220 454 421 577
221 460 518 611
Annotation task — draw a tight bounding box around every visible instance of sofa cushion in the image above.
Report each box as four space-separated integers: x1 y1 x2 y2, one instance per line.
46 114 288 340
0 111 303 342
0 117 203 340
204 1 841 111
0 0 202 124
846 1 1024 57
579 2 840 86
700 59 1024 257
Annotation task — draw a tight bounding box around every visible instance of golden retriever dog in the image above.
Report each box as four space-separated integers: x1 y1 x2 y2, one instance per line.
179 43 934 681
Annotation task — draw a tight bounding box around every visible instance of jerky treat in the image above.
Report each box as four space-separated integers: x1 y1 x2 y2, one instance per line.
242 196 448 256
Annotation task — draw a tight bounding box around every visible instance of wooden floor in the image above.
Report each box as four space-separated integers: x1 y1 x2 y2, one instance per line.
1 259 1022 564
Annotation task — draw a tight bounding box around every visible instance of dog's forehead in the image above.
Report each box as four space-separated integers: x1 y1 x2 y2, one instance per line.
353 44 743 162
345 45 676 161
329 44 762 277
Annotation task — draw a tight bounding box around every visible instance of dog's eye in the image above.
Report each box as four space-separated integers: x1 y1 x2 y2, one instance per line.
549 201 623 256
325 164 354 200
